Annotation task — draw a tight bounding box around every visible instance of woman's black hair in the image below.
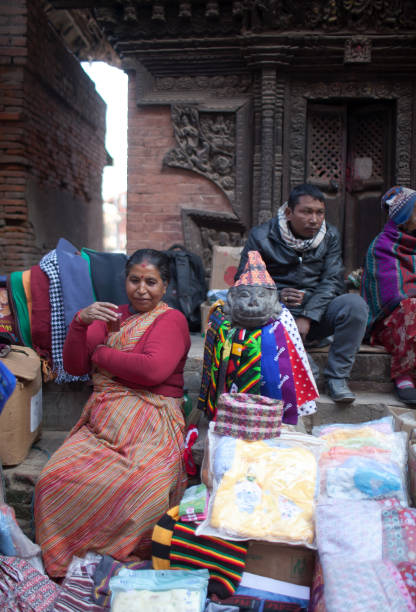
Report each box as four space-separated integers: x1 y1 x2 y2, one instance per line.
125 249 170 284
287 183 326 210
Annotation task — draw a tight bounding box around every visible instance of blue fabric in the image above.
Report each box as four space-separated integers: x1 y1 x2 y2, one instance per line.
235 585 308 609
81 248 128 305
56 238 95 329
0 511 17 555
260 324 282 400
0 361 16 415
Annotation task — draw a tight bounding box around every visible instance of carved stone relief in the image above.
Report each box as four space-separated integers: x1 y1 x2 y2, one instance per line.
164 105 236 206
181 208 246 274
289 80 413 190
344 37 372 63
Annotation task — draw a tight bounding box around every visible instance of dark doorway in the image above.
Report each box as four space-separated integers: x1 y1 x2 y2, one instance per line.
306 100 395 273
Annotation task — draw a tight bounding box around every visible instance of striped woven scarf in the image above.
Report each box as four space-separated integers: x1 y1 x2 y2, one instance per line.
361 219 416 332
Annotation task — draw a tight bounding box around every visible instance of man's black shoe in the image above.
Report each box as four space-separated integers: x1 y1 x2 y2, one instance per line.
395 385 416 406
326 378 356 404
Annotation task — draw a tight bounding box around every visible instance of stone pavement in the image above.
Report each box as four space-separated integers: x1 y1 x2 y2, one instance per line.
1 333 409 535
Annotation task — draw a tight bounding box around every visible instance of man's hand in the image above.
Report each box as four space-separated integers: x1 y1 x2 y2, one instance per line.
280 287 305 307
295 316 311 341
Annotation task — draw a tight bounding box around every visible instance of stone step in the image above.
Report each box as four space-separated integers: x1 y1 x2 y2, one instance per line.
303 391 406 433
40 335 392 431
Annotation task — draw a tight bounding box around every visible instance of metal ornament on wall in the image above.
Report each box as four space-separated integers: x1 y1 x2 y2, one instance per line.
164 105 236 207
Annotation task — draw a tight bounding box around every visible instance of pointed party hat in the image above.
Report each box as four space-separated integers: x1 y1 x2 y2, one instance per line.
234 250 275 288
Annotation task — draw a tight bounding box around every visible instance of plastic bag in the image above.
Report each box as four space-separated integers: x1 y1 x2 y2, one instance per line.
197 424 326 546
312 417 409 504
109 568 209 612
0 503 44 573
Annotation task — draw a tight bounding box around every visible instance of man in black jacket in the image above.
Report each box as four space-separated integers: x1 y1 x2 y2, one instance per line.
236 183 368 403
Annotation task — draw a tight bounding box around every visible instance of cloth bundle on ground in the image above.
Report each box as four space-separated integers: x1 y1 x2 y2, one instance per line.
312 417 408 504
198 304 318 425
151 504 248 599
0 554 61 612
197 426 324 546
314 498 416 611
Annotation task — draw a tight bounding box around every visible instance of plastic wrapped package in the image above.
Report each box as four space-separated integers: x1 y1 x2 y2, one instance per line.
109 568 209 612
312 416 395 438
0 503 44 573
196 424 326 546
313 418 409 504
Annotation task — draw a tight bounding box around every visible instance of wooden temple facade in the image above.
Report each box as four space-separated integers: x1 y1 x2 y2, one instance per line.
48 1 416 273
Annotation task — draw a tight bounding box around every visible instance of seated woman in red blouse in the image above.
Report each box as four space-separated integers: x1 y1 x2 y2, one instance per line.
34 249 190 578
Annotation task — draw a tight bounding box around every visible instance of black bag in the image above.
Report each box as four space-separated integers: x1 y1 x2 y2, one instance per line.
164 244 207 332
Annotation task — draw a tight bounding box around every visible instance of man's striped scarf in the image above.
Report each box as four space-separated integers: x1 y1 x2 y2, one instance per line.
361 219 416 332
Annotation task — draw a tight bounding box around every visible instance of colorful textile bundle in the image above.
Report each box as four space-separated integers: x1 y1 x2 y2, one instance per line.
214 393 282 440
4 239 131 384
200 305 317 425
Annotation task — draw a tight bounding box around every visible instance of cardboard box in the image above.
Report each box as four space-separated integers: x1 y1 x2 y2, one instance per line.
0 346 42 466
387 405 416 440
209 245 243 291
245 540 316 587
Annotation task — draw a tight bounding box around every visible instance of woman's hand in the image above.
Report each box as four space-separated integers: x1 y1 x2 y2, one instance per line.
78 302 119 326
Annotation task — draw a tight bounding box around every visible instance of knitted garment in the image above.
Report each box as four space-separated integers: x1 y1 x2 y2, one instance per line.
151 506 180 570
203 307 318 424
152 509 248 598
170 520 248 598
214 393 283 440
278 201 326 252
361 219 416 332
234 250 275 288
382 185 416 225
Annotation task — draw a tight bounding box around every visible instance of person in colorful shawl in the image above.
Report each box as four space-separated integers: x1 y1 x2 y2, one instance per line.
198 250 319 424
236 183 369 404
361 186 416 405
34 249 190 577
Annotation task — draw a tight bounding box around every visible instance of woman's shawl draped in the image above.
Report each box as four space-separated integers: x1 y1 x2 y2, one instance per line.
361 219 416 332
197 304 318 425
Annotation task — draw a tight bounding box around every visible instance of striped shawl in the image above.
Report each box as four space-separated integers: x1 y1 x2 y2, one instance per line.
361 219 416 332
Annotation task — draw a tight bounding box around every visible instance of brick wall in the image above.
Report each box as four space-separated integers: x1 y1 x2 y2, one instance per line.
126 75 232 254
0 0 108 273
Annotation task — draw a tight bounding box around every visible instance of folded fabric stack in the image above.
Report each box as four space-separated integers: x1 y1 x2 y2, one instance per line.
311 416 415 611
2 239 128 384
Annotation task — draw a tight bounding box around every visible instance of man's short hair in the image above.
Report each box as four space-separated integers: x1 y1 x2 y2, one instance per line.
287 183 326 210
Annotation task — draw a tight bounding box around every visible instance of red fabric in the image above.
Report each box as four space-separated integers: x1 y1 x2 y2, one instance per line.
30 265 52 357
63 305 190 397
372 297 416 380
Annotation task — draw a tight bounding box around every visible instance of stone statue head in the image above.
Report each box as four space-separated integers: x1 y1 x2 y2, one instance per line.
223 250 282 329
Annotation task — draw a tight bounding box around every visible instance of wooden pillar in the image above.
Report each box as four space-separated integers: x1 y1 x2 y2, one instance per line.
258 66 276 224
